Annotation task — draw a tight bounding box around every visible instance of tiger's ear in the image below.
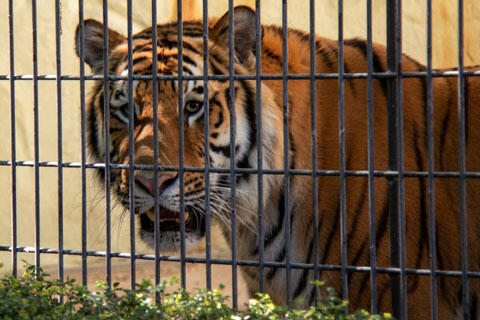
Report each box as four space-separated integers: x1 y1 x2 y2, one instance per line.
211 6 257 64
75 19 125 73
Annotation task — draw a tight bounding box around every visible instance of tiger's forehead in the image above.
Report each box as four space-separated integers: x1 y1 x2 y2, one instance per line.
109 36 208 77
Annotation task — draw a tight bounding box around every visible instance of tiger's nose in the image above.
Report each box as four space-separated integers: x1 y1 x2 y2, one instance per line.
134 174 175 196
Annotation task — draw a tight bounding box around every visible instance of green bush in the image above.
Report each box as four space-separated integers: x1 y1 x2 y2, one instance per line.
0 263 392 319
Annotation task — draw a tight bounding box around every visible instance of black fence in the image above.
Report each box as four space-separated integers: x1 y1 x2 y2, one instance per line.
1 1 478 319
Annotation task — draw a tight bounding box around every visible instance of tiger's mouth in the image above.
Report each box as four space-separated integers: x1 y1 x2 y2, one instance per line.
139 205 205 239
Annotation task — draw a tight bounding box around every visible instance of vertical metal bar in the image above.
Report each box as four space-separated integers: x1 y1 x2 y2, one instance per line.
32 0 41 273
457 0 469 317
78 0 88 286
227 0 238 309
366 0 377 313
309 0 319 304
102 0 112 289
55 0 64 283
281 0 291 304
426 0 437 318
395 0 407 317
201 0 212 290
8 0 17 277
337 0 348 307
127 0 136 290
386 0 401 317
255 0 264 294
151 0 161 293
177 0 187 289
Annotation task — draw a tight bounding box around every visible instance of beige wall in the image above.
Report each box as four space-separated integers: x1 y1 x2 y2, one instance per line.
1 0 480 271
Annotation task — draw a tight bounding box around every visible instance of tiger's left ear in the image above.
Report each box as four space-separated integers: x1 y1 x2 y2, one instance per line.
211 6 257 64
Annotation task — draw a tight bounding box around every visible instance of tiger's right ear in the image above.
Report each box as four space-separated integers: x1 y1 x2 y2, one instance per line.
75 19 125 73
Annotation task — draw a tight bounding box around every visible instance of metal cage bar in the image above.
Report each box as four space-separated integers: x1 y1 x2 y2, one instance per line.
337 0 349 308
151 0 161 294
77 0 88 286
255 0 265 295
32 0 41 274
366 0 378 314
8 0 17 278
309 0 319 305
3 1 479 318
102 0 112 289
4 69 480 81
426 0 438 318
227 0 239 309
55 0 64 284
3 160 480 178
127 0 137 290
201 0 212 292
457 0 469 318
176 0 187 290
386 0 401 318
281 0 292 305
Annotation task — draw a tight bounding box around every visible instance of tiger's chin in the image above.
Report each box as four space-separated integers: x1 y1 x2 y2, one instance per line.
138 207 205 252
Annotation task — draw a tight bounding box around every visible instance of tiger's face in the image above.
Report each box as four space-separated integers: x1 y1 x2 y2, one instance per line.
76 7 283 251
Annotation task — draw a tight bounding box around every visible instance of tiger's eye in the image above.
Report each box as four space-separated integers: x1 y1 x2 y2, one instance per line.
185 101 203 114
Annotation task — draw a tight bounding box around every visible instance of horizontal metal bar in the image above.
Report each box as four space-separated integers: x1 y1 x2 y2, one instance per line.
1 159 480 179
1 70 480 81
2 245 480 279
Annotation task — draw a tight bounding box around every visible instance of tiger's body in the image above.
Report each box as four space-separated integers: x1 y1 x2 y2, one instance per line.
76 6 480 319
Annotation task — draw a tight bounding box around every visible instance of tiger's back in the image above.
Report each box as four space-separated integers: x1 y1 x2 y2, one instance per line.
76 6 480 318
260 23 480 317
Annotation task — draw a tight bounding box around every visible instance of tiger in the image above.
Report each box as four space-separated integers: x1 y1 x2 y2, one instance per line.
75 6 480 319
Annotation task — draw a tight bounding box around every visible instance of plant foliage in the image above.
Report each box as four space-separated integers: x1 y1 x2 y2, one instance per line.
0 263 392 319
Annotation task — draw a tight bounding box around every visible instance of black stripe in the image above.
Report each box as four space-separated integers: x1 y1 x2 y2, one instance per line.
182 55 196 66
293 239 314 298
266 246 285 280
213 107 223 128
182 32 204 38
357 272 372 306
465 76 469 145
210 61 225 79
240 81 257 152
410 125 428 294
132 56 148 65
349 237 369 304
89 88 103 164
252 190 286 255
343 38 387 97
375 198 389 250
470 295 478 320
320 202 340 265
308 286 317 306
347 179 368 249
263 47 282 64
236 154 251 183
156 39 201 56
289 28 311 43
435 231 446 294
209 143 230 157
209 51 226 66
316 46 334 70
439 78 453 171
351 237 368 267
157 52 197 67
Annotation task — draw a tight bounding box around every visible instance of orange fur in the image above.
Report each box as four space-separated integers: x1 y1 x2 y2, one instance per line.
76 7 480 318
